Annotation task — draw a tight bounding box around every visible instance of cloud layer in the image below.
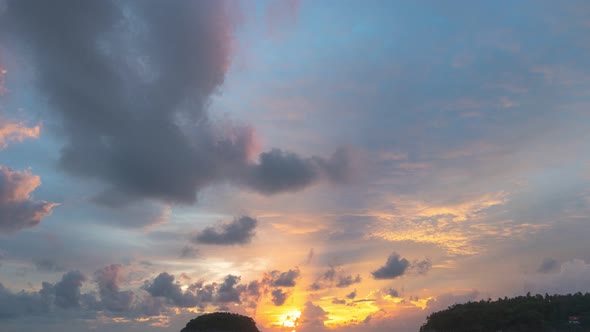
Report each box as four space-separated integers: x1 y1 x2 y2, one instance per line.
0 0 350 209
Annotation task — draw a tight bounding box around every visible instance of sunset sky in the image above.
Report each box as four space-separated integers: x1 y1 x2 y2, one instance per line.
1 1 590 331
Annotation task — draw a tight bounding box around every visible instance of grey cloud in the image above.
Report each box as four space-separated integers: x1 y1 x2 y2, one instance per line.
372 252 410 280
0 283 51 318
410 259 432 275
0 0 350 210
33 258 67 273
244 148 353 195
309 282 323 291
525 259 590 295
332 298 346 304
387 288 399 297
323 266 336 282
95 264 134 312
336 274 361 288
215 275 242 304
143 272 246 309
346 290 357 299
0 166 57 233
142 272 197 308
193 216 257 246
180 245 199 259
537 258 559 273
0 270 87 318
53 270 87 309
271 288 288 306
266 268 300 287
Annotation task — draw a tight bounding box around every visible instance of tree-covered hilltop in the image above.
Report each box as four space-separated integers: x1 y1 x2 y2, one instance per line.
180 312 261 332
420 292 590 332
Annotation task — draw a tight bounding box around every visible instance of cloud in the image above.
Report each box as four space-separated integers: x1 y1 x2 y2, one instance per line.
298 301 329 332
142 272 196 308
143 272 246 309
0 282 51 318
0 166 58 233
95 264 134 312
179 246 199 259
425 290 480 313
192 216 257 246
33 258 66 273
346 290 357 299
0 118 40 149
0 270 88 318
332 298 346 304
336 274 362 288
0 0 351 208
52 270 87 309
271 288 288 306
371 252 410 280
215 275 242 304
243 148 353 195
265 268 300 287
409 259 432 275
537 258 559 273
525 259 590 295
387 288 399 297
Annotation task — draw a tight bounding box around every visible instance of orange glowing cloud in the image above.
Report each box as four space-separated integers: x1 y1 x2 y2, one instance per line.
0 165 59 233
0 118 41 149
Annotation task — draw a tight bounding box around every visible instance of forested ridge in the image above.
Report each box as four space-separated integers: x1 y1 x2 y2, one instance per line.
420 292 590 332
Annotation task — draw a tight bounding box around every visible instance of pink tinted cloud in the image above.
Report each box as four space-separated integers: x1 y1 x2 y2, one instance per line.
0 118 41 149
0 166 58 233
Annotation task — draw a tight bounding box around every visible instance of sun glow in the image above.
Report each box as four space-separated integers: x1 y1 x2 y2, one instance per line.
279 310 301 331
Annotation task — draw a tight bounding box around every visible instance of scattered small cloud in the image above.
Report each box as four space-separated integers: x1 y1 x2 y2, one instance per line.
372 252 410 280
0 166 59 233
192 216 257 246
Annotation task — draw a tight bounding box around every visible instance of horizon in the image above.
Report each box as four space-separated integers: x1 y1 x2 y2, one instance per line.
1 1 590 331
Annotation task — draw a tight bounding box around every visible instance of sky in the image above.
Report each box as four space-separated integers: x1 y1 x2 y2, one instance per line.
1 0 590 331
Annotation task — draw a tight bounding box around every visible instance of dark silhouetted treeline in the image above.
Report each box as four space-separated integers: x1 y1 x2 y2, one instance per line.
420 292 590 332
180 312 260 332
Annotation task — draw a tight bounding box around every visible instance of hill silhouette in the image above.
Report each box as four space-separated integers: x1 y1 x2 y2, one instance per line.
420 292 590 332
180 312 261 332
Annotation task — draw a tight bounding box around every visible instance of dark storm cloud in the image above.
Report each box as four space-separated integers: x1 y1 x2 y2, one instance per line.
271 288 288 306
266 268 300 287
336 274 361 288
192 216 257 246
95 264 134 311
372 252 410 280
0 166 57 233
537 258 559 273
0 0 351 209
